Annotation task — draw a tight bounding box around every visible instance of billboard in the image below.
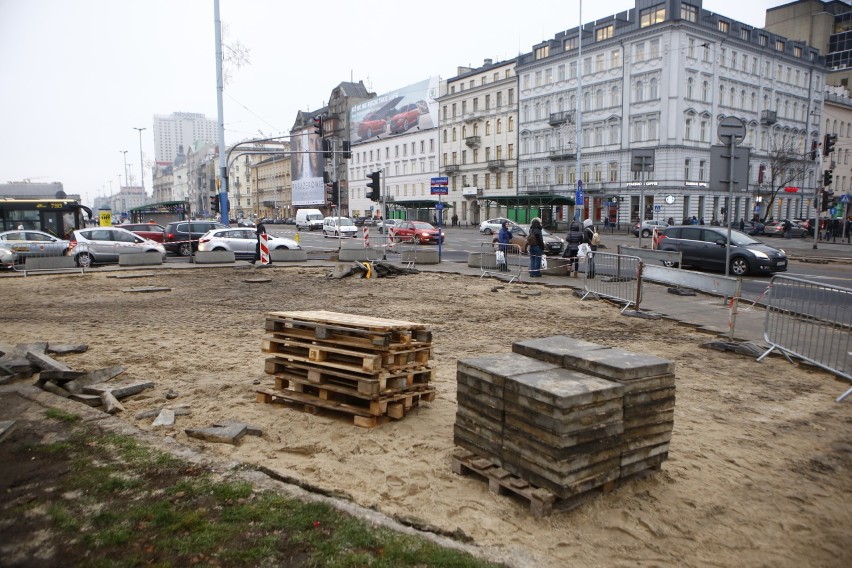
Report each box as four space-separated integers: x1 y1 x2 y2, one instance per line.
291 129 325 206
350 77 439 144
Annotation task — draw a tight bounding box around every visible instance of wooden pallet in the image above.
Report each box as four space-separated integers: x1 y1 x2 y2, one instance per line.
273 368 435 399
266 315 432 350
452 447 663 518
265 358 434 397
267 311 431 338
263 337 432 374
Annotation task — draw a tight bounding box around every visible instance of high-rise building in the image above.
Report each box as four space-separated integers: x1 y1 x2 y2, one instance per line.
153 112 218 163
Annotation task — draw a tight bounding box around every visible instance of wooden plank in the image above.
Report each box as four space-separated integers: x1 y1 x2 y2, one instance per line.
266 310 429 332
262 338 383 373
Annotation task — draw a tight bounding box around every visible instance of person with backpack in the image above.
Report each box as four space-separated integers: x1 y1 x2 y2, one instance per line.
527 217 545 277
496 221 513 272
583 218 600 279
562 219 583 277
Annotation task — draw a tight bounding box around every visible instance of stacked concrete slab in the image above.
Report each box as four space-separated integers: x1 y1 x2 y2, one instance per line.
455 335 675 502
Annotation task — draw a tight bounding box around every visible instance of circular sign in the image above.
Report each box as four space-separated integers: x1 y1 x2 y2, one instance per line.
718 116 746 145
664 195 675 204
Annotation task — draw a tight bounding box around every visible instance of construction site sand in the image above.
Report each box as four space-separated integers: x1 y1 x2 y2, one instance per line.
3 266 849 567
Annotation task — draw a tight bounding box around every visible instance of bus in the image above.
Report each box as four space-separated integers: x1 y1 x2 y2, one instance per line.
0 198 92 237
128 200 190 225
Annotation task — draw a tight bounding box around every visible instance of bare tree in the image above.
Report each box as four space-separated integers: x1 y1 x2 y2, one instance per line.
760 136 810 222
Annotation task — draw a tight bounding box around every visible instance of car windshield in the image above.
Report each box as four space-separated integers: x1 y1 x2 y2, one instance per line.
336 218 354 226
411 222 434 230
728 231 762 246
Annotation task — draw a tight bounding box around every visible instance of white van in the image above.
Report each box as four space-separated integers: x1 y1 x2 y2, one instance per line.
295 208 324 231
322 216 359 238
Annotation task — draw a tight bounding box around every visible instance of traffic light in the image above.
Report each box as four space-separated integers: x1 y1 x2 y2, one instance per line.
366 171 381 201
823 133 837 156
823 169 833 187
342 140 352 160
810 140 818 160
313 116 324 137
331 181 340 205
211 195 219 214
322 138 332 160
821 190 831 211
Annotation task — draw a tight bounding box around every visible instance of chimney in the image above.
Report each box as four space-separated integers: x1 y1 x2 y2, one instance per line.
484 58 493 66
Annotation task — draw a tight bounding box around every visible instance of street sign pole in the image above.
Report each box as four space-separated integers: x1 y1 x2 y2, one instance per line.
717 116 746 279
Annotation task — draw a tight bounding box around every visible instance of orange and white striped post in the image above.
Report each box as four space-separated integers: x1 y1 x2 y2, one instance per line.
363 227 370 248
260 232 270 265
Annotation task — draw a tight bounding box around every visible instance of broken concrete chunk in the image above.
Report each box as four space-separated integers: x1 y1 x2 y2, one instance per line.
83 381 154 400
41 381 72 398
46 343 89 355
212 420 262 437
100 391 126 415
0 420 17 443
64 365 125 394
69 393 102 407
185 423 248 445
1 358 36 376
25 350 72 373
152 408 175 428
36 370 88 387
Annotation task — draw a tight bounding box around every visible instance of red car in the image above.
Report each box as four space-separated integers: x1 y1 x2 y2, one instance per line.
357 113 387 139
389 221 444 244
389 104 420 134
120 223 166 242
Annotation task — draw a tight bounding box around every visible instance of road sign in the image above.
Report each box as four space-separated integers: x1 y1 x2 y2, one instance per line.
709 145 750 192
718 116 746 145
430 186 448 195
436 202 445 210
840 194 851 204
631 149 655 172
430 176 448 186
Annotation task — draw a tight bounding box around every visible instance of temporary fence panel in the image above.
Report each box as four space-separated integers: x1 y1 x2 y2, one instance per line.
479 242 522 283
758 274 852 401
9 241 82 276
578 251 642 313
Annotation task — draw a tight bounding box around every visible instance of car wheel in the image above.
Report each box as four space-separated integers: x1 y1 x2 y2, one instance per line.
731 257 750 276
75 252 92 268
641 229 652 237
413 235 422 244
662 259 679 268
178 242 192 256
213 247 227 252
483 228 493 235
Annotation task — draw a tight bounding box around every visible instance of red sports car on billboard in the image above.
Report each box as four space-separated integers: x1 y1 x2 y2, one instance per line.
357 113 387 139
389 103 421 134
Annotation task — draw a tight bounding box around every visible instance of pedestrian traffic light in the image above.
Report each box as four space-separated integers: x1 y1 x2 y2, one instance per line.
313 116 324 137
211 195 219 213
367 171 381 201
823 169 833 187
823 133 837 156
331 181 340 205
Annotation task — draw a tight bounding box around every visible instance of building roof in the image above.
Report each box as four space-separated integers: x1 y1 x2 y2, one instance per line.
0 181 67 199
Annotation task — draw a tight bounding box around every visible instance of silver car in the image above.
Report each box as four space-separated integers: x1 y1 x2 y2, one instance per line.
0 230 69 259
67 227 167 268
197 228 300 260
479 217 517 235
0 243 18 268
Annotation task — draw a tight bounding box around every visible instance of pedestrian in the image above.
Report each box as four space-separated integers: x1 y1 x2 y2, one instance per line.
452 213 458 227
527 217 545 278
433 214 438 226
782 218 792 239
582 218 599 279
667 217 674 226
562 218 583 277
253 222 268 264
496 221 513 272
739 218 745 232
604 217 610 231
692 216 699 225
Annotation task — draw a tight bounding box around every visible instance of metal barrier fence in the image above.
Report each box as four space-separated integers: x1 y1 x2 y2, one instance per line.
758 274 852 401
8 238 82 276
578 251 642 313
479 242 522 283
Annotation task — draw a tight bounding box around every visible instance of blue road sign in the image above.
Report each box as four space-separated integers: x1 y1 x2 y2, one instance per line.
431 186 448 195
840 194 851 204
436 202 445 210
431 176 449 186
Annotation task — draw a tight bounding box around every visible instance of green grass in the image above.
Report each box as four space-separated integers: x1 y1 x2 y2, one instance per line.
31 427 501 567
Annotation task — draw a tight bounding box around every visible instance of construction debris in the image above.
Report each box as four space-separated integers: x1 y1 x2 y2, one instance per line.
328 261 419 279
185 421 263 445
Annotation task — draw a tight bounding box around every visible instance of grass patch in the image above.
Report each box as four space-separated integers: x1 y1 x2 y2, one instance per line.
22 425 502 567
45 407 81 423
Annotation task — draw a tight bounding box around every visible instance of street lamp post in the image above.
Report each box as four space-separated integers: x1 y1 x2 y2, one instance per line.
119 151 129 188
134 127 146 193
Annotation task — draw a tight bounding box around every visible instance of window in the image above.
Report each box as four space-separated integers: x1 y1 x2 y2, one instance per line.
545 68 553 84
681 3 697 22
649 78 658 99
508 116 514 132
612 49 621 67
700 120 707 142
564 36 578 51
687 77 694 99
719 20 730 33
557 64 565 81
698 160 705 181
685 118 692 140
636 43 646 62
508 89 514 105
496 119 502 134
794 46 802 58
634 80 644 102
759 34 767 46
535 71 542 87
688 38 695 58
535 45 550 59
612 86 621 106
596 24 614 41
740 28 750 41
685 159 691 180
595 54 605 72
609 162 618 182
596 89 604 108
775 39 784 52
650 39 660 59
640 4 666 28
569 61 577 78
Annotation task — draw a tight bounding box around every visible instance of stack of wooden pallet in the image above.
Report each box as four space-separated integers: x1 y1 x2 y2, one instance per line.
454 335 675 516
256 310 436 428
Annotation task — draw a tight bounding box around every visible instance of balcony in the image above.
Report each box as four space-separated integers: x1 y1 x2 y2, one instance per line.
548 146 576 160
548 111 574 126
444 164 461 174
487 159 506 172
760 110 777 125
463 112 478 123
465 136 481 148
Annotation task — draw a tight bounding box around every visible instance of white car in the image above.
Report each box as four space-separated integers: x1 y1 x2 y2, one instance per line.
0 230 70 259
322 216 359 238
67 227 166 268
197 228 300 260
479 218 517 235
376 219 399 234
0 243 18 268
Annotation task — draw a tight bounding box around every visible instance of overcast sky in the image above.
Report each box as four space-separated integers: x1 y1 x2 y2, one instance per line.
0 0 781 207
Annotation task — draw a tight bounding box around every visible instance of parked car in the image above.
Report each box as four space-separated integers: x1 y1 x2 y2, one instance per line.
163 221 226 256
0 229 70 260
389 103 421 134
632 220 669 237
763 221 807 238
389 221 445 244
496 224 564 256
237 218 256 227
322 216 359 238
657 225 787 276
66 227 166 268
479 218 517 235
0 243 18 268
357 113 387 140
197 228 300 260
377 219 399 234
741 221 765 236
119 223 166 242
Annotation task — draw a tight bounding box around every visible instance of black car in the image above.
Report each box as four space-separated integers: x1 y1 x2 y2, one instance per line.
658 226 787 276
163 221 226 256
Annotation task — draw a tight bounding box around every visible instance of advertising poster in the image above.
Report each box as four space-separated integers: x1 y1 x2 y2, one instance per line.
291 129 324 206
350 77 440 144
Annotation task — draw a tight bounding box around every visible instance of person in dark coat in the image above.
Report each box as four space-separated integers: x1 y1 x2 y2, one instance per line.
528 217 545 277
253 223 268 264
563 219 583 277
496 221 513 272
583 218 598 279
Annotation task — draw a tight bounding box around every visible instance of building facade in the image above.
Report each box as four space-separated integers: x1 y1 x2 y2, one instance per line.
514 0 825 227
153 112 218 163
